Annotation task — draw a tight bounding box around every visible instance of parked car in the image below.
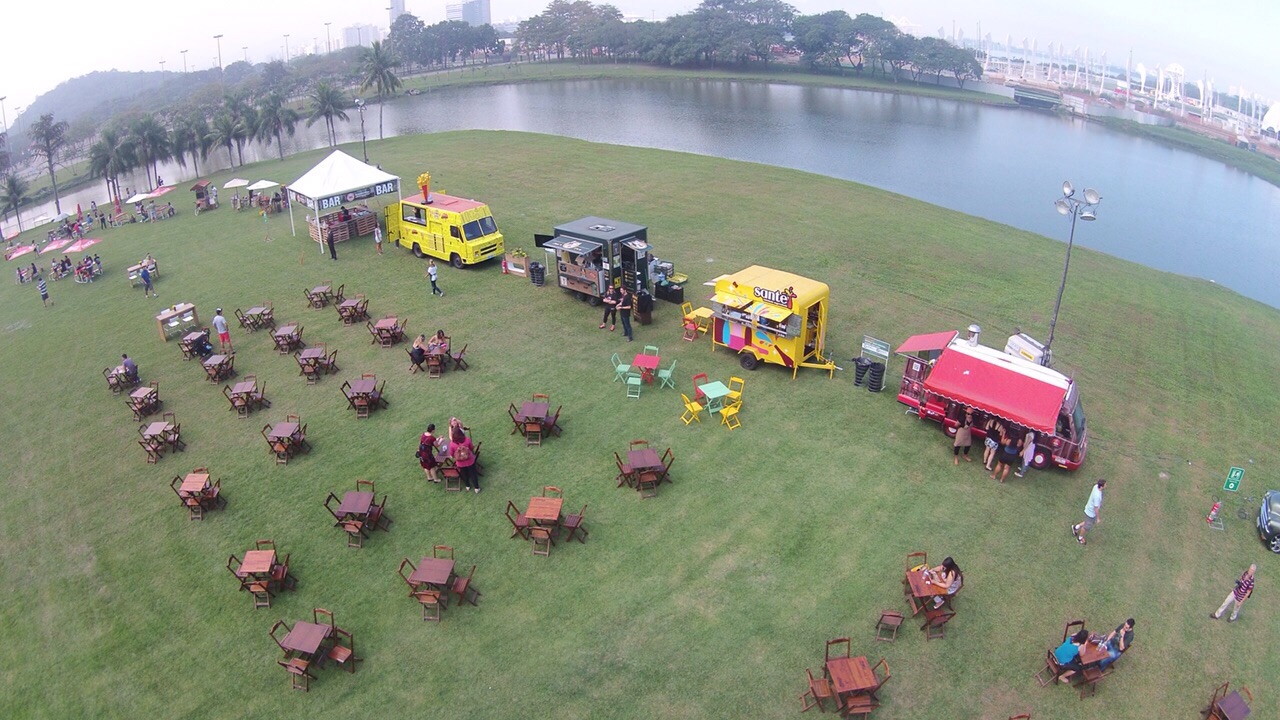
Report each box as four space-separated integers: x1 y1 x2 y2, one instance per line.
1259 490 1280 553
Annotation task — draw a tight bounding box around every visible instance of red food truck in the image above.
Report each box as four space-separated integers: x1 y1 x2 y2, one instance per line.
895 328 1088 471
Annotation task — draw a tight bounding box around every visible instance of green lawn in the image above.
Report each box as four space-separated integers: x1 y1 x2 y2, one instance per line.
0 131 1276 719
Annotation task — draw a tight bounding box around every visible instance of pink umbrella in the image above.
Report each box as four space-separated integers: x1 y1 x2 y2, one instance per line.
150 185 175 197
44 235 73 252
5 245 36 260
65 238 101 253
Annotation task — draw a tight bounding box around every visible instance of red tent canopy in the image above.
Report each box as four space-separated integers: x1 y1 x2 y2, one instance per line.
923 342 1069 434
896 331 958 354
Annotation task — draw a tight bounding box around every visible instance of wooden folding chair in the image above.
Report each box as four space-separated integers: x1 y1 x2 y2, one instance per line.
416 589 444 621
563 504 589 543
875 610 905 642
450 564 481 606
541 486 563 498
840 694 879 719
530 527 553 556
614 451 636 488
449 343 468 371
525 421 542 446
441 464 463 491
1077 665 1110 700
636 471 660 499
922 608 956 640
278 657 313 691
868 657 891 701
824 637 851 662
504 500 530 539
799 667 833 713
326 627 359 674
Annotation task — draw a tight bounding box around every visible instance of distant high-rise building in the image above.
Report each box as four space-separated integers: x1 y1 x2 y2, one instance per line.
446 0 490 27
343 24 383 49
389 0 407 27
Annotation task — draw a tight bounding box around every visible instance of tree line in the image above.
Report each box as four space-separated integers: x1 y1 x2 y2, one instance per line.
513 0 983 86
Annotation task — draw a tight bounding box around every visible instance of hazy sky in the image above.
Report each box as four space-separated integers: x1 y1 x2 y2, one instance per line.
1 0 1275 125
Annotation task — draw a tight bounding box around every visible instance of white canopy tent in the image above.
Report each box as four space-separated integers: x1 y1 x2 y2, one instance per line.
248 180 280 191
224 178 250 189
286 150 401 237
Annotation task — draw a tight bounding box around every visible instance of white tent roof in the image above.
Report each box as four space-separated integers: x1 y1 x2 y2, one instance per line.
248 179 280 191
224 178 250 189
288 150 398 203
124 194 151 204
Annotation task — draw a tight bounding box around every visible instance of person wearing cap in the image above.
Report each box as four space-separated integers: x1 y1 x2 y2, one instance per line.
212 308 232 352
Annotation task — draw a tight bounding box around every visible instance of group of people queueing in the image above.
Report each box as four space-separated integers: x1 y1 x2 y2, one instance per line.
950 408 1038 482
1053 618 1136 682
417 417 479 493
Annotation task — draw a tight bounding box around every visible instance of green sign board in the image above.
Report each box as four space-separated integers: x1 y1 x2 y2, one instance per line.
1224 466 1244 492
861 336 891 364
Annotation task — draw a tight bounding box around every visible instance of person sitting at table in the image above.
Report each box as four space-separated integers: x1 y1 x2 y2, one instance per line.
418 423 440 483
427 330 449 354
1055 629 1090 683
120 354 139 384
1098 618 1134 670
410 334 428 365
924 557 963 608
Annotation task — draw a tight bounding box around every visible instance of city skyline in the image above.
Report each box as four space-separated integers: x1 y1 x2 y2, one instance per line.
0 0 1274 122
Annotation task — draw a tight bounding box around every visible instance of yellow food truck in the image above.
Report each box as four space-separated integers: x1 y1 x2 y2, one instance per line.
383 172 504 268
708 266 837 378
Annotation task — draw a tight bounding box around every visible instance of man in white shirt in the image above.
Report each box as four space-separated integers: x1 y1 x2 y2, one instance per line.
1072 479 1106 545
212 308 232 352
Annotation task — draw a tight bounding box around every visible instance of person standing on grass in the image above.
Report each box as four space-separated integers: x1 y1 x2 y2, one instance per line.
953 409 974 465
140 265 156 298
450 425 478 493
1016 431 1036 478
326 226 337 260
599 284 618 331
982 417 1001 470
418 423 440 483
1211 564 1256 623
212 308 232 352
373 224 383 255
36 274 50 306
991 427 1020 482
617 285 634 341
427 259 444 297
1072 479 1106 545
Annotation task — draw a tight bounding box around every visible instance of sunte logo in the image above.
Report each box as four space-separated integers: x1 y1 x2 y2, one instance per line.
754 285 797 308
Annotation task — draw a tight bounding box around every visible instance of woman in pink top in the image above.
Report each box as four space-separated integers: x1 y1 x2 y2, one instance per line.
449 426 479 494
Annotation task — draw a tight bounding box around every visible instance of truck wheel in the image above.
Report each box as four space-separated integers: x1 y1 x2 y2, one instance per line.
1032 450 1052 469
588 295 601 306
944 424 958 438
411 243 424 259
450 253 464 269
739 354 759 371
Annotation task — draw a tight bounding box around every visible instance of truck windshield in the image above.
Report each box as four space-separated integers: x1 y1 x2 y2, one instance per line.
462 216 497 241
1071 398 1086 438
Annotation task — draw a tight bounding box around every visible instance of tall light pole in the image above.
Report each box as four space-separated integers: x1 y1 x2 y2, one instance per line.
181 49 188 73
283 34 290 62
159 59 166 72
1044 181 1102 366
242 46 249 63
213 34 224 71
1 96 9 135
355 99 368 162
325 23 332 54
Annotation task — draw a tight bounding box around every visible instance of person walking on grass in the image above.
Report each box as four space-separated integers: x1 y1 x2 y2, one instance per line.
212 308 232 352
427 259 444 297
140 265 156 298
617 285 633 341
373 224 383 255
1072 479 1106 545
36 274 51 306
1211 564 1256 623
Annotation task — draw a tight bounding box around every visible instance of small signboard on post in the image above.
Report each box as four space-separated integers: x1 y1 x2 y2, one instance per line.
1224 467 1244 492
861 336 890 365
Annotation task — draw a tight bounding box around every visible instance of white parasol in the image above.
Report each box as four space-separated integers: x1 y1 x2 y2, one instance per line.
224 178 250 189
247 180 280 191
125 193 151 204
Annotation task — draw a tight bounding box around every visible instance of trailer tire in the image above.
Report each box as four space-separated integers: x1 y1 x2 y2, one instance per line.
1032 450 1052 470
739 354 759 371
450 253 464 269
587 295 601 306
943 424 958 438
411 243 424 259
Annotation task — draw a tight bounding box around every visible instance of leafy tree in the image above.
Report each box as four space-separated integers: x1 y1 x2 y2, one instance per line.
255 93 300 161
878 30 916 81
947 46 984 89
28 113 70 214
911 36 949 83
207 113 241 167
847 13 897 74
1 173 30 232
88 126 136 202
261 61 291 93
0 131 9 175
128 115 172 189
170 114 212 177
792 11 852 69
359 41 402 140
388 13 427 68
306 81 349 147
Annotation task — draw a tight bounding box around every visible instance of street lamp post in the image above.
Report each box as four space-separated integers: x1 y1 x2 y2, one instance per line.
355 99 368 162
1 96 9 135
213 34 224 71
160 59 166 72
284 34 290 62
325 23 332 54
243 46 249 63
1044 181 1102 366
181 49 188 73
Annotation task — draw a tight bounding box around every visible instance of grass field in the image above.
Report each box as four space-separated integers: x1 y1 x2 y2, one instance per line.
1 131 1277 719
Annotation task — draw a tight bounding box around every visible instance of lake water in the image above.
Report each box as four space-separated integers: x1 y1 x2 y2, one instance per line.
12 79 1280 307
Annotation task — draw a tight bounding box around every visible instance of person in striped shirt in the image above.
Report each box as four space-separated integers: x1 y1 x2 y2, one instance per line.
1211 564 1256 623
36 274 50 306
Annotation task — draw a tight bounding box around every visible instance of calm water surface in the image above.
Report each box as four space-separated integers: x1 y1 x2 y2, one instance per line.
16 80 1280 307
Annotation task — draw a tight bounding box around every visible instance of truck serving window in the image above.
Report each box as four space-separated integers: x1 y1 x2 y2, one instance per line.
403 205 426 225
462 216 497 241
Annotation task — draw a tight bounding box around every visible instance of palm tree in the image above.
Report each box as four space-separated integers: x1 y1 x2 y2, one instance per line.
255 93 300 161
129 115 172 190
207 113 241 167
171 114 211 177
306 81 349 147
27 113 69 214
221 93 255 166
88 126 136 203
1 173 30 233
359 41 402 140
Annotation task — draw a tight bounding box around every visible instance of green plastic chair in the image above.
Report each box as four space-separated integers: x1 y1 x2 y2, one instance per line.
657 357 677 390
612 353 631 383
643 345 660 357
626 372 643 399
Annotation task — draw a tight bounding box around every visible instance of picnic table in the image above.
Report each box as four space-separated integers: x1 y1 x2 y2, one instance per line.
241 306 275 331
1077 639 1110 667
408 557 456 591
127 260 158 286
1214 691 1252 720
128 386 160 419
240 549 276 578
280 621 333 657
372 316 405 347
525 496 563 527
522 402 549 424
296 347 327 383
632 353 661 383
265 422 303 461
307 285 333 308
142 421 172 441
905 569 950 599
203 354 235 382
628 448 663 473
336 491 375 519
273 324 302 354
826 655 877 697
337 298 368 325
156 303 199 341
179 472 210 497
179 330 209 360
699 380 731 412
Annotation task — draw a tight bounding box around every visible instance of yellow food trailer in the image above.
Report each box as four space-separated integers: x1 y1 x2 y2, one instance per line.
708 266 837 378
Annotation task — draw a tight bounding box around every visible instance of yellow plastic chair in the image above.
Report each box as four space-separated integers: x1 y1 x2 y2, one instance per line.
727 376 745 403
720 404 741 430
680 393 704 425
680 301 694 320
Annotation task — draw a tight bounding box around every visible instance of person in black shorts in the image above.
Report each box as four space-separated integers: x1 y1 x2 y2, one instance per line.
991 427 1022 483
